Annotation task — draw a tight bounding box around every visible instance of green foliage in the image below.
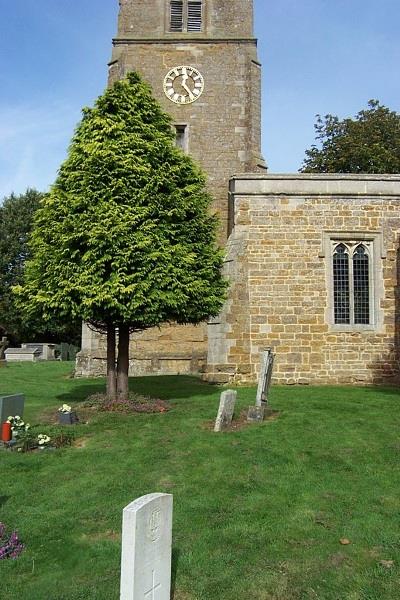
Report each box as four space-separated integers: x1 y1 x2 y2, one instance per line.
17 72 227 331
0 190 42 341
0 189 81 344
301 100 400 173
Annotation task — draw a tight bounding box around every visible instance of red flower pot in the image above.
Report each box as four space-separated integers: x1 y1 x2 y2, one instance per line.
1 422 12 442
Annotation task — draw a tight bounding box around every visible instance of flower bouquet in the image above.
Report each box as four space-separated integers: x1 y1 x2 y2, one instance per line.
57 404 79 425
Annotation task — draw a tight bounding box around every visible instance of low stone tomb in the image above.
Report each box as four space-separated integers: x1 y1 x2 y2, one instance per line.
214 389 237 432
21 343 56 360
5 347 41 362
120 492 173 600
0 394 25 424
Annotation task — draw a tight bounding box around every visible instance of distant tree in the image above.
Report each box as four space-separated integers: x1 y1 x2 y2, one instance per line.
16 72 227 401
0 190 41 341
300 100 400 173
0 189 81 345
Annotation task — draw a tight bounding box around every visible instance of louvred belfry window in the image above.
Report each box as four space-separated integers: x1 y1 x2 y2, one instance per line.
332 242 371 325
170 1 183 31
169 1 203 32
187 1 202 31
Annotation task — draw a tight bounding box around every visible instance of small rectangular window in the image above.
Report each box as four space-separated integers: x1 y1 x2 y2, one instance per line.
174 124 188 152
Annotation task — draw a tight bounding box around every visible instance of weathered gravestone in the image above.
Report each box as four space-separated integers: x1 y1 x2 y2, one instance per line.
0 337 9 360
120 493 173 600
256 348 275 407
214 390 237 432
247 349 275 422
0 394 25 424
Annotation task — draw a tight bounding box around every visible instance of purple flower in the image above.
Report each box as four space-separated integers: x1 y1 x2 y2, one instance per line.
0 525 24 560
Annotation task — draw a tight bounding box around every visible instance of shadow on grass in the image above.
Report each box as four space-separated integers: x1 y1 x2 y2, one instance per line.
171 547 180 599
55 375 220 405
0 495 9 508
361 385 400 397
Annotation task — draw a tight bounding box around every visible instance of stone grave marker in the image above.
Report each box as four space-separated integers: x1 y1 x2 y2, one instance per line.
255 348 275 407
247 405 265 423
247 349 275 422
0 394 25 424
214 390 237 432
0 337 9 360
120 493 173 600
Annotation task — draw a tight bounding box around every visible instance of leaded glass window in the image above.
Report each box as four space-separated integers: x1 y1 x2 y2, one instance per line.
333 244 350 324
353 245 370 324
332 241 372 326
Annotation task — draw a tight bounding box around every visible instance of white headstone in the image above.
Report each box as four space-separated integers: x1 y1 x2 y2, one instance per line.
120 493 173 600
214 390 237 432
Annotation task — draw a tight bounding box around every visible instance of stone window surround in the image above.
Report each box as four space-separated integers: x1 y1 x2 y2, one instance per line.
166 0 204 34
320 230 385 332
174 123 189 152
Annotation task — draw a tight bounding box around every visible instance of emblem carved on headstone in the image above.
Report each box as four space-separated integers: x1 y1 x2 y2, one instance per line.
148 508 162 542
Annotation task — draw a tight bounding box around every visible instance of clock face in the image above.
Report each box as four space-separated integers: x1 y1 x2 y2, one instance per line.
163 66 204 105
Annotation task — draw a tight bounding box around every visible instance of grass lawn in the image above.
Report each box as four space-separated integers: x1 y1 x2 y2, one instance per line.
1 362 400 599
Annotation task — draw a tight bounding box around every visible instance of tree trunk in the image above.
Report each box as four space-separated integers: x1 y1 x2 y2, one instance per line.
106 323 117 400
117 323 130 402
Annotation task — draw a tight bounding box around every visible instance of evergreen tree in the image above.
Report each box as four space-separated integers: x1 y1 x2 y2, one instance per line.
16 73 227 399
301 100 400 173
0 190 42 341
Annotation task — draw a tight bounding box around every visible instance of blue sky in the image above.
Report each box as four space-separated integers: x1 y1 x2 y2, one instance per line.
1 0 399 200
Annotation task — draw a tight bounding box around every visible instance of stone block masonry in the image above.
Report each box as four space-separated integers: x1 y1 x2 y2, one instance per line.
206 174 400 385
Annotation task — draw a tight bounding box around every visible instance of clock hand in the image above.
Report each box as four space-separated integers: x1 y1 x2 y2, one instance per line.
181 74 195 100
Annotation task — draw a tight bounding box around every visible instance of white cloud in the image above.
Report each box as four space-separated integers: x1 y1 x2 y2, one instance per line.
0 101 81 201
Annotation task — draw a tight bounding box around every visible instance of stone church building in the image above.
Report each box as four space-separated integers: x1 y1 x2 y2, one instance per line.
76 0 400 385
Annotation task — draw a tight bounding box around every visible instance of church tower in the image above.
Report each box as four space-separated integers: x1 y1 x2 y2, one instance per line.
109 0 265 236
76 0 265 377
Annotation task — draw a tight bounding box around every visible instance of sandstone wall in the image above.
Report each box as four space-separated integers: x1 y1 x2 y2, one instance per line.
206 174 400 385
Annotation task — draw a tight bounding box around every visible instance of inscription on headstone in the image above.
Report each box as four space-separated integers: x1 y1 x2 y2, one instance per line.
120 493 173 600
214 390 237 432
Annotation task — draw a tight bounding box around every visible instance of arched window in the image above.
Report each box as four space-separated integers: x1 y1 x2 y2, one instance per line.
332 242 372 326
333 244 350 324
353 244 370 324
169 1 203 32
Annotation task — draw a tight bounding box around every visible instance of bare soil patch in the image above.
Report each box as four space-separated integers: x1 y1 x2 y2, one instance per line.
203 409 280 432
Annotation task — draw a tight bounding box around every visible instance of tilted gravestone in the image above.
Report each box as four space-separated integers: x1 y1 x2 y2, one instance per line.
255 348 275 407
120 493 173 600
0 394 25 424
214 390 237 432
247 349 275 422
